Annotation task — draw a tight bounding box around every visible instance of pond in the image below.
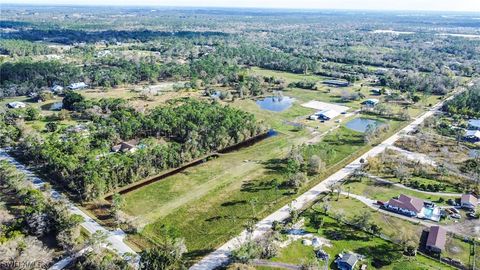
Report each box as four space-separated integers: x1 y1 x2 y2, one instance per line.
256 96 294 112
345 118 383 133
50 102 63 111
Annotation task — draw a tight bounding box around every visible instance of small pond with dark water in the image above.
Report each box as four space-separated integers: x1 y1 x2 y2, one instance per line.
345 118 383 133
256 96 294 112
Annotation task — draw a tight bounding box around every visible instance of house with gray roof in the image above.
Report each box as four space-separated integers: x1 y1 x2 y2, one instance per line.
335 253 359 270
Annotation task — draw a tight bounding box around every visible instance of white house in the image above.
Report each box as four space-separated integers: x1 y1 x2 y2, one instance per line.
7 101 26 109
51 85 64 93
68 82 88 90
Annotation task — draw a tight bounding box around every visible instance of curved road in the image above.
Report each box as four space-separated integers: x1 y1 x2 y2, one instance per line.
190 89 464 270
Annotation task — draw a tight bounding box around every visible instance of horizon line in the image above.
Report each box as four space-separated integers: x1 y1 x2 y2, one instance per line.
2 2 480 13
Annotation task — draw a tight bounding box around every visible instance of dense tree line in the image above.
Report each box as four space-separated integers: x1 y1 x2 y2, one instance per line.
2 28 228 45
217 45 317 75
0 39 53 57
378 70 459 95
0 60 82 96
443 84 480 117
0 53 241 96
14 98 267 200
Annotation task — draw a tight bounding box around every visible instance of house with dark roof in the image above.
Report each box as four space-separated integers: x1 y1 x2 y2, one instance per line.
111 140 139 153
335 253 359 270
426 226 447 253
461 194 478 210
385 194 424 217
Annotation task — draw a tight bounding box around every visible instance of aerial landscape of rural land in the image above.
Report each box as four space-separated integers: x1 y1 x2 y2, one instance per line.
0 0 479 269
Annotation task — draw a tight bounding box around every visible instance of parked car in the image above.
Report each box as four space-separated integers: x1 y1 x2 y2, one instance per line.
450 208 460 214
466 212 478 219
424 201 435 207
451 213 461 219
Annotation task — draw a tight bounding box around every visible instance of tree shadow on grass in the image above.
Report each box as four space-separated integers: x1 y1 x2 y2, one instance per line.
221 200 247 207
263 158 289 175
205 215 229 222
372 181 394 188
355 244 402 268
323 227 372 242
241 180 275 193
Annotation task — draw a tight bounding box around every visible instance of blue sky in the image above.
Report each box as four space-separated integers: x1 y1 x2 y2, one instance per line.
6 0 480 12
